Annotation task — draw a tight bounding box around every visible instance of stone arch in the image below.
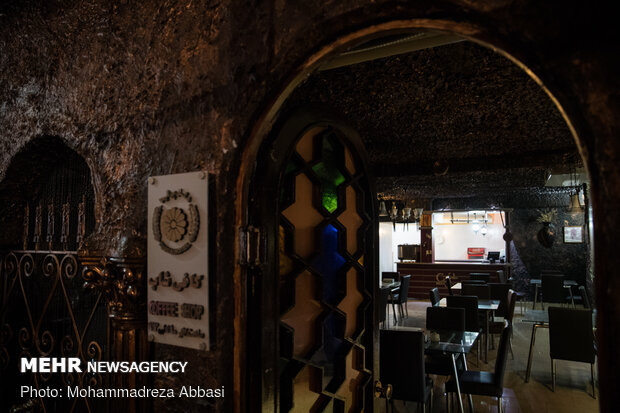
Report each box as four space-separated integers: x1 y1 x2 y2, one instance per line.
235 18 605 412
0 135 97 251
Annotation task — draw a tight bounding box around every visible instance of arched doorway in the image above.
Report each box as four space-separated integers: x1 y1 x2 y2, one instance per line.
0 137 108 413
236 21 598 413
245 108 376 411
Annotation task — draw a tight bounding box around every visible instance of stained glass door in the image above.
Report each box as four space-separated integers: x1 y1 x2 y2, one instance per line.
247 110 377 413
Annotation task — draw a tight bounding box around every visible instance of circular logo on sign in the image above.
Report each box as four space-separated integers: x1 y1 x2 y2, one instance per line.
152 189 199 255
162 207 188 242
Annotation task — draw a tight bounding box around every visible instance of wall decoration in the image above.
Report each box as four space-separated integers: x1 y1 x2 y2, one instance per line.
152 188 200 255
147 171 209 350
536 209 557 248
564 225 584 244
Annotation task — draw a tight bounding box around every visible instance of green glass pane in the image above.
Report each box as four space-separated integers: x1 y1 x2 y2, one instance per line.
322 187 338 213
284 160 298 175
312 135 346 213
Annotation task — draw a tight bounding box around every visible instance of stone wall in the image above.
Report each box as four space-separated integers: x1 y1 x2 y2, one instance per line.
0 1 619 411
509 208 588 296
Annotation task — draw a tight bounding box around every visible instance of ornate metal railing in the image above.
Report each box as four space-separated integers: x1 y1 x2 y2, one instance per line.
0 250 110 413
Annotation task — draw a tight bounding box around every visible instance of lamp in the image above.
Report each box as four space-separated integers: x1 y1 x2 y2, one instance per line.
403 207 412 220
567 165 583 213
380 200 424 231
480 225 488 236
379 200 388 217
472 213 480 233
389 202 398 220
402 207 412 231
389 202 398 230
568 192 582 213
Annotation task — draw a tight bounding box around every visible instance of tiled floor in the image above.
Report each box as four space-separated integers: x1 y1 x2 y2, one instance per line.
381 299 599 413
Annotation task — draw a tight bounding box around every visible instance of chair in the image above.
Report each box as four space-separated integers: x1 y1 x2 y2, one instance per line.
489 283 511 318
514 290 527 315
381 329 433 412
426 306 465 333
579 285 591 309
429 287 441 306
496 269 506 284
461 279 486 285
490 290 516 357
388 274 410 323
425 307 466 377
541 274 567 309
486 283 510 350
378 287 390 328
446 296 479 333
445 275 454 296
446 324 512 413
462 283 490 299
446 295 482 364
549 307 596 398
470 272 491 282
534 270 562 303
382 271 400 282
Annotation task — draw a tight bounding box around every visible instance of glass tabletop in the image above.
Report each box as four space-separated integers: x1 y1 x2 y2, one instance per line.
529 279 578 286
426 330 479 354
381 281 400 289
522 309 549 323
523 308 596 324
384 325 479 354
439 298 500 311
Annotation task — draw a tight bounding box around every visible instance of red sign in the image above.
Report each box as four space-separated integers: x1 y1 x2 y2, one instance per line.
467 247 485 259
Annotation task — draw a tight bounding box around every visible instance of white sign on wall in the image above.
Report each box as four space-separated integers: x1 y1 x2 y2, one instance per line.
147 171 209 350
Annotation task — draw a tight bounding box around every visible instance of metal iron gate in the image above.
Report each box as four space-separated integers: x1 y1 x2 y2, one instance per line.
0 140 113 413
0 250 110 413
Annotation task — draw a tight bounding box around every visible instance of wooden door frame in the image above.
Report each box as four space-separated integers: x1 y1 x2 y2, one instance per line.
243 106 378 411
233 19 587 413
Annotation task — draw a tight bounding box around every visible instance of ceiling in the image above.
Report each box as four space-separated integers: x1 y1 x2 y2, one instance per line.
285 36 581 202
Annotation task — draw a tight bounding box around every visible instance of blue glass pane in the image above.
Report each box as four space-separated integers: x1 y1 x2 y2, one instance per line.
311 224 345 305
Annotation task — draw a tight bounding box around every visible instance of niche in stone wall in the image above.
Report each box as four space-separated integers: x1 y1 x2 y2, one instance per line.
0 136 95 251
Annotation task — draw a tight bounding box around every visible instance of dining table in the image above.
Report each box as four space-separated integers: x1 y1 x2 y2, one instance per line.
439 297 500 363
529 278 579 309
522 308 596 382
380 279 401 325
386 325 479 413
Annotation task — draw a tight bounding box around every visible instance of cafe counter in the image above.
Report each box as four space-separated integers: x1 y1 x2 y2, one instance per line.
396 261 511 299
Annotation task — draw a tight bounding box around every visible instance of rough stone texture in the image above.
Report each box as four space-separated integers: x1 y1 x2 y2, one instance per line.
376 168 552 199
0 1 267 411
0 0 269 258
0 1 619 412
286 41 578 198
431 186 575 211
509 208 587 296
